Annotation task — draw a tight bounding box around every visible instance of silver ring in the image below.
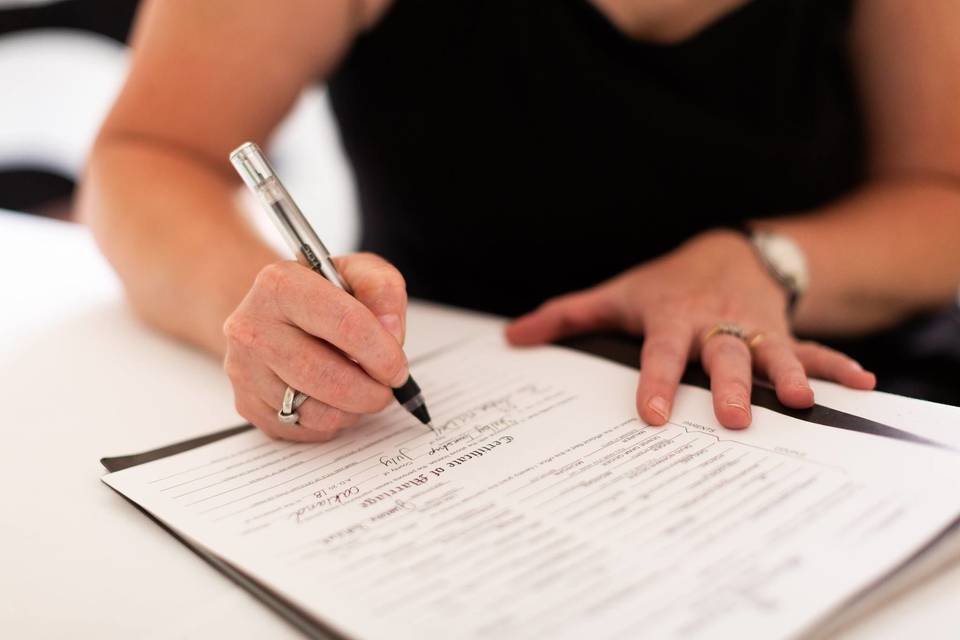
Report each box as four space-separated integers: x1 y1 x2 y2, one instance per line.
278 386 309 425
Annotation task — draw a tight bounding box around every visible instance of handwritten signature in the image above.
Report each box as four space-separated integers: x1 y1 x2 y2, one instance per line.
379 448 414 468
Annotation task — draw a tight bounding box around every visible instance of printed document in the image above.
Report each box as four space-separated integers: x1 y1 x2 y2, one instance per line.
103 336 960 639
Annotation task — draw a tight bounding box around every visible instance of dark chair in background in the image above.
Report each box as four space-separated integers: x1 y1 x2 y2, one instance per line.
0 0 138 216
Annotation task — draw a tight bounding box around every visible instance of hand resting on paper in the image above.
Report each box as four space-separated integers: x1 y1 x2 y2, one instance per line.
506 230 877 429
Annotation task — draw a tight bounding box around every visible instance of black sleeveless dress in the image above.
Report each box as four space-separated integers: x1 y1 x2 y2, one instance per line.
328 0 863 317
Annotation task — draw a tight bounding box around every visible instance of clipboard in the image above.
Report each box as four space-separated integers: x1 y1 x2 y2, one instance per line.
100 333 955 639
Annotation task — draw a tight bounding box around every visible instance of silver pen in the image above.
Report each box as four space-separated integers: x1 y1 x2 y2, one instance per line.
229 142 433 429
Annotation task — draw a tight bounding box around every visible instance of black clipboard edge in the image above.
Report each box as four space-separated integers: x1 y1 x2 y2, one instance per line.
102 424 254 473
102 425 344 639
101 482 344 640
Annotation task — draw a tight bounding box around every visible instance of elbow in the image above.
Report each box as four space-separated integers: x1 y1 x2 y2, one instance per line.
76 131 122 258
75 135 158 327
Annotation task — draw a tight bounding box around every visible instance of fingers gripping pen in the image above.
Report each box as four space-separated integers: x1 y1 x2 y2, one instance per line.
229 142 434 429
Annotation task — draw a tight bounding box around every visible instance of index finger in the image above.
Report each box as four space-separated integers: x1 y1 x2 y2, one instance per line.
256 262 409 388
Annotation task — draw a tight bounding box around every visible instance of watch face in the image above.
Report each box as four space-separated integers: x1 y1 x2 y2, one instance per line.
754 233 809 293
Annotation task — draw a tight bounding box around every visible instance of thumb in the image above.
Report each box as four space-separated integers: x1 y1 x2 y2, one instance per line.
506 286 621 346
334 253 408 345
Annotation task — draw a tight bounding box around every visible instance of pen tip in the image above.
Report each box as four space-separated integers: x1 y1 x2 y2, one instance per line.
410 403 432 426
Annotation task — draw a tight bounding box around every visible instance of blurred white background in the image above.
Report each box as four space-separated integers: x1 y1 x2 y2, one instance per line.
0 5 359 253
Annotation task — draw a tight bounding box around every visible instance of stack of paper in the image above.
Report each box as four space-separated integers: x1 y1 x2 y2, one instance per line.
102 336 960 639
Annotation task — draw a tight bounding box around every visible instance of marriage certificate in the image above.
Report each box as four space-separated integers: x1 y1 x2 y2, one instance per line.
103 336 960 639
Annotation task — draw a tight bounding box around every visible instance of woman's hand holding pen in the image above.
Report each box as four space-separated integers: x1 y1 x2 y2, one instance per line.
506 229 877 429
223 253 411 442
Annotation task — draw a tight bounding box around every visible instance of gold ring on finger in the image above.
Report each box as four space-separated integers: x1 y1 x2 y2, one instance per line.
702 322 749 344
747 331 769 350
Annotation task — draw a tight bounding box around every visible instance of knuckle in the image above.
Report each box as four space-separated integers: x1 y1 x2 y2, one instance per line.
222 312 241 341
256 261 288 287
222 354 245 381
223 314 260 351
254 262 295 301
350 254 407 300
365 270 408 311
371 260 407 291
334 303 368 347
254 263 280 291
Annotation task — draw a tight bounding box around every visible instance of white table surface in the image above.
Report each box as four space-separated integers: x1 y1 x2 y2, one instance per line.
2 210 959 639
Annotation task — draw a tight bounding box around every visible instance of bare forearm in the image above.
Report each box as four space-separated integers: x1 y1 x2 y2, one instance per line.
758 177 960 335
79 138 279 356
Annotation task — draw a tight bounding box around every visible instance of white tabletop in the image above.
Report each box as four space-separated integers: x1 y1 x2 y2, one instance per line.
1 210 958 638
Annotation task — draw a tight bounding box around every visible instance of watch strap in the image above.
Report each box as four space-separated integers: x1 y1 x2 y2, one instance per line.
730 225 802 317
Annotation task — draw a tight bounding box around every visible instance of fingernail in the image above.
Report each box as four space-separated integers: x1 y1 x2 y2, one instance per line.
378 314 403 343
725 397 749 413
848 360 864 372
648 395 670 421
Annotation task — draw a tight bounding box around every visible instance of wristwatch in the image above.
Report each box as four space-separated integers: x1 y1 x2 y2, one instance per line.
748 230 809 315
